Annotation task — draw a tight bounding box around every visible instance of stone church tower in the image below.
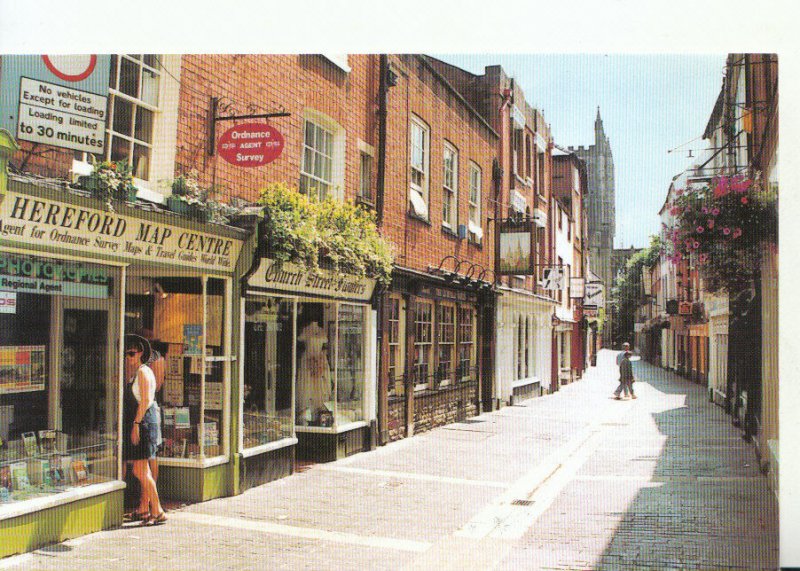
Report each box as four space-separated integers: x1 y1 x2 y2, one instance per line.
568 107 616 321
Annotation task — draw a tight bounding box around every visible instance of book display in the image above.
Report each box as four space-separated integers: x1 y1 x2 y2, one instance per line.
159 345 225 459
0 431 115 504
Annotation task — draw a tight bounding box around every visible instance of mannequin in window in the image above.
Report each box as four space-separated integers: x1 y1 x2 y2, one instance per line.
296 321 332 424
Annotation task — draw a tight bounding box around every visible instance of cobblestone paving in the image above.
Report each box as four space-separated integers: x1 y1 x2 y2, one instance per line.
2 351 778 570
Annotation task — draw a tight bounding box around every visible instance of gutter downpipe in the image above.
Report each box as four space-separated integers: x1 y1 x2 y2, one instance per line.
376 54 390 445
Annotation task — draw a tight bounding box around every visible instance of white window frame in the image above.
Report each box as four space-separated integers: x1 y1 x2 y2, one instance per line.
413 299 433 390
358 140 375 204
436 302 456 386
442 142 458 229
409 115 430 219
300 110 345 202
468 162 482 241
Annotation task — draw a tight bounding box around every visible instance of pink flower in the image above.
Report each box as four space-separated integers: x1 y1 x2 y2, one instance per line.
723 227 731 235
707 219 715 229
693 241 700 249
714 176 730 198
696 226 704 233
731 176 752 193
741 196 748 204
676 188 684 196
699 253 708 264
732 228 742 239
712 208 720 216
702 207 709 214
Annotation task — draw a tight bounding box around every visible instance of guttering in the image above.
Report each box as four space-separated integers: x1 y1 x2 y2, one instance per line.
376 54 390 226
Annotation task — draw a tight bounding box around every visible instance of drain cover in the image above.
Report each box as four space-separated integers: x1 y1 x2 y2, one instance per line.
511 499 534 506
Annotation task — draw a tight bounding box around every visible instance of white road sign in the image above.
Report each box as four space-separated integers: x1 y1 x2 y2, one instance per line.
17 77 107 153
584 282 605 308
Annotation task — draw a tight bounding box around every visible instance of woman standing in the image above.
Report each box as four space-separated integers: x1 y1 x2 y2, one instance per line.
123 334 167 526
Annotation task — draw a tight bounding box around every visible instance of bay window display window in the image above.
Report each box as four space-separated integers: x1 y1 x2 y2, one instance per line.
436 303 455 385
125 273 231 463
457 306 476 382
413 301 433 390
387 296 405 397
0 253 120 506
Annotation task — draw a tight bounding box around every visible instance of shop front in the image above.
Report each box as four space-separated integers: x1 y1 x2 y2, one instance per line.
383 270 490 442
0 171 245 555
494 288 554 405
242 254 377 467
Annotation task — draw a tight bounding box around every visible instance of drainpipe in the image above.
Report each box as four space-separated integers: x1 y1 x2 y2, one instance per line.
375 54 391 445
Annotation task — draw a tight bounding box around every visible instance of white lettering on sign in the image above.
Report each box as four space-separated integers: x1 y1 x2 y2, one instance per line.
16 77 107 153
249 258 376 301
0 192 244 273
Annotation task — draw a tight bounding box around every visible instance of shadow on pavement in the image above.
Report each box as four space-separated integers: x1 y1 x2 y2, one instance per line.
594 358 778 570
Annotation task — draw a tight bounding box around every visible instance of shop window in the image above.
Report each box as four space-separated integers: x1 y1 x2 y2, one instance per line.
242 297 295 450
0 253 120 506
436 303 455 385
387 296 404 397
293 300 369 429
126 275 230 462
442 142 458 229
413 300 433 389
106 54 161 180
457 306 475 382
525 317 531 378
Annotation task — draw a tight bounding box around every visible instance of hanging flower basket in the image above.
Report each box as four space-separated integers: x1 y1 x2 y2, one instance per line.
167 195 191 215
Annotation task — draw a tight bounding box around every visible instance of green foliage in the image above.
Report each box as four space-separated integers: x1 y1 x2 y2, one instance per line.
611 235 661 344
86 157 135 211
258 183 395 286
167 169 241 224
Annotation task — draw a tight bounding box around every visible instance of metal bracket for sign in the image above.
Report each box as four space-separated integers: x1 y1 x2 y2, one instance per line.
208 96 291 156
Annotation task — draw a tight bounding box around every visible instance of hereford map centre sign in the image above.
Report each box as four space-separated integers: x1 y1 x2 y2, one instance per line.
0 191 243 273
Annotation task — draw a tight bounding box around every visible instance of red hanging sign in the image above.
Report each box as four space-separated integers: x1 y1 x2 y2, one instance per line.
217 123 284 167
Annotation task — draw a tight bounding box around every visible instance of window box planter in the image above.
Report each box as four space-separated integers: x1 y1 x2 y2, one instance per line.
167 195 191 216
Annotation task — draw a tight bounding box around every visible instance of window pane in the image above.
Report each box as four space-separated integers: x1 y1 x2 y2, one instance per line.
0 255 121 501
109 55 118 88
140 68 160 107
243 298 294 448
119 57 140 98
112 97 134 136
134 107 154 143
132 144 150 180
109 135 131 164
337 305 365 424
296 302 336 427
143 54 160 69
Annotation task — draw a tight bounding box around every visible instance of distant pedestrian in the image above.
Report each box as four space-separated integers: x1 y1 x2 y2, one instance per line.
616 342 630 366
614 348 637 400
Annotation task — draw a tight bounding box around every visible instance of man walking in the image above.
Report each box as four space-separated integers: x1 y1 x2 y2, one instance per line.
614 343 637 400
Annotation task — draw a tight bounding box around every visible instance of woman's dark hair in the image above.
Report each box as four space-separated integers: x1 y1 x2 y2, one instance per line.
125 338 146 353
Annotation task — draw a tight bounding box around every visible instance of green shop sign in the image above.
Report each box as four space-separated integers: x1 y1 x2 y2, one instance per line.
0 253 111 298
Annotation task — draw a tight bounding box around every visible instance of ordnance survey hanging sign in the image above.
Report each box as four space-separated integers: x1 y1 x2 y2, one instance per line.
0 191 243 273
0 55 111 154
247 258 376 302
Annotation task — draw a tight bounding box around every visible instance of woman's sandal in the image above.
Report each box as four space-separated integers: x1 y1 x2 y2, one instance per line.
124 511 149 522
141 511 167 526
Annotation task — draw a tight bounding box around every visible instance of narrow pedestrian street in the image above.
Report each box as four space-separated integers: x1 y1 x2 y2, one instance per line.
0 350 777 571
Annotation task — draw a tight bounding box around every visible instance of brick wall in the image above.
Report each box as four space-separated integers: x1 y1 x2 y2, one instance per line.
382 54 497 276
176 54 379 204
412 383 478 435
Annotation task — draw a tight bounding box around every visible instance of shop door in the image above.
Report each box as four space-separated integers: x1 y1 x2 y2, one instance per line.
55 297 117 436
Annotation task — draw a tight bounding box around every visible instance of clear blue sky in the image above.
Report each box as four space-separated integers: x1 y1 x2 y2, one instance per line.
436 54 726 249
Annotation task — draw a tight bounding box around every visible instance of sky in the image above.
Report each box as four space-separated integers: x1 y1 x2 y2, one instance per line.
436 54 727 249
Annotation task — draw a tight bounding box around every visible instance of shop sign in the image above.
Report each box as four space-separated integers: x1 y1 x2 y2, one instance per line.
498 219 534 275
539 266 565 291
583 282 604 308
569 277 585 299
0 191 243 273
248 258 376 302
0 55 111 154
0 292 17 313
218 123 284 167
0 253 110 298
678 301 692 315
584 308 598 318
418 285 475 303
511 189 527 214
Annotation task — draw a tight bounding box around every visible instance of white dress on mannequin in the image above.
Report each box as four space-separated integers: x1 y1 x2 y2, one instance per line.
296 322 332 421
